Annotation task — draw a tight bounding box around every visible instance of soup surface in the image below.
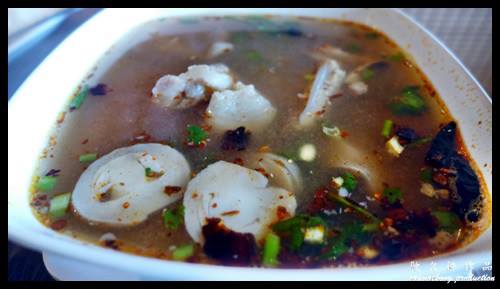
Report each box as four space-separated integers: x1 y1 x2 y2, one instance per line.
30 15 491 268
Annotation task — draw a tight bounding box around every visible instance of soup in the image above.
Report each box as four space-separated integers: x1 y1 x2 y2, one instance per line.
30 15 491 268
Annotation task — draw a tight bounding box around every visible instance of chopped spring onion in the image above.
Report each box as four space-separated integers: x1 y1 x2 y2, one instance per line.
186 124 208 146
389 86 426 116
69 85 88 110
49 192 71 218
172 244 194 261
432 211 461 233
323 221 375 260
79 153 97 163
323 237 348 259
272 215 326 251
361 68 374 81
163 205 184 230
341 172 357 192
383 187 403 204
36 176 57 192
290 225 304 250
262 232 281 267
322 124 341 138
381 119 393 138
331 176 344 188
386 136 405 157
304 225 325 244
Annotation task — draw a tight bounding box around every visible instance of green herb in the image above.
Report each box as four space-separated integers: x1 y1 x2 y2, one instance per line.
341 172 357 192
345 43 362 53
342 222 373 244
432 211 461 233
49 192 71 218
186 124 208 146
290 226 304 250
323 221 374 259
69 85 88 110
36 176 57 192
172 244 194 260
245 50 263 62
262 232 280 267
79 153 97 163
145 167 152 177
389 86 426 115
365 32 379 39
361 68 375 81
272 215 306 232
383 187 403 204
387 52 405 61
272 215 327 251
381 119 393 137
407 136 433 148
306 216 328 228
322 236 348 259
327 193 379 222
163 205 185 230
420 168 433 183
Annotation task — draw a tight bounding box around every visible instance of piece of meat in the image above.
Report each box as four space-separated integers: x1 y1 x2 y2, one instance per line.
152 64 233 109
206 82 277 132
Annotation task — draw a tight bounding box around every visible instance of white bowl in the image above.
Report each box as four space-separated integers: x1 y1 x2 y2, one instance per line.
8 8 492 281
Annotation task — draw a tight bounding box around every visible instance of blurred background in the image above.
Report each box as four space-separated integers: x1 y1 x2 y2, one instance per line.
7 8 492 281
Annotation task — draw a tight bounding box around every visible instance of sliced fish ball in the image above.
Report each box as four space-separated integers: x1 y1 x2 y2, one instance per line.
183 161 297 244
299 59 346 128
244 152 303 194
72 143 191 226
206 82 277 132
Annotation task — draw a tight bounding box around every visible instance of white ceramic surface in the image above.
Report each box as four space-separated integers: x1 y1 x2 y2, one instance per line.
8 8 492 281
